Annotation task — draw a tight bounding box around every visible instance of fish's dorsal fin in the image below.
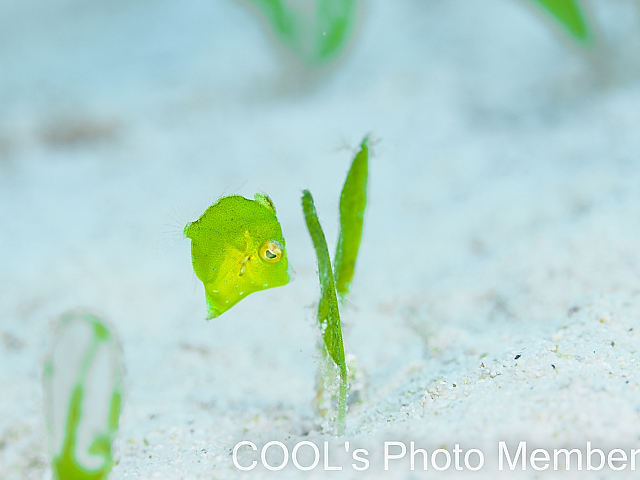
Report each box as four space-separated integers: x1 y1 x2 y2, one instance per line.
254 192 276 213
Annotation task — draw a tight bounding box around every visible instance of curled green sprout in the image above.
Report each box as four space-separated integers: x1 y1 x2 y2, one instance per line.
44 313 123 480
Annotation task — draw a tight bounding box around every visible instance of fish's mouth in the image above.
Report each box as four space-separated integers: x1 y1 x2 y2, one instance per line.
285 261 296 282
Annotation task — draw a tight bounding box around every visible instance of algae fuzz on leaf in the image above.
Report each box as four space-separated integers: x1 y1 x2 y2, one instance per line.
184 193 289 319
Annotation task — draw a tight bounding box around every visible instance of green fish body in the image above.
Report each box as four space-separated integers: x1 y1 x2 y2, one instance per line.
184 193 289 319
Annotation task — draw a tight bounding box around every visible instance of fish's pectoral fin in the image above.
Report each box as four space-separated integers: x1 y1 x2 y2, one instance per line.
238 256 251 277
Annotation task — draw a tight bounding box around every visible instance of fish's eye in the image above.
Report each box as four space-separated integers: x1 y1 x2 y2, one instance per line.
259 240 283 263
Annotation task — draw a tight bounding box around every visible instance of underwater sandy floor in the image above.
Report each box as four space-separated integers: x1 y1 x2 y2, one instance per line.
3 0 640 478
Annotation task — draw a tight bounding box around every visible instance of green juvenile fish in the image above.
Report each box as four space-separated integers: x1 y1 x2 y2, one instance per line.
184 193 290 319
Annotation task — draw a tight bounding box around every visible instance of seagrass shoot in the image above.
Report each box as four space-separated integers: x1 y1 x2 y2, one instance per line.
239 0 595 73
302 136 369 436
